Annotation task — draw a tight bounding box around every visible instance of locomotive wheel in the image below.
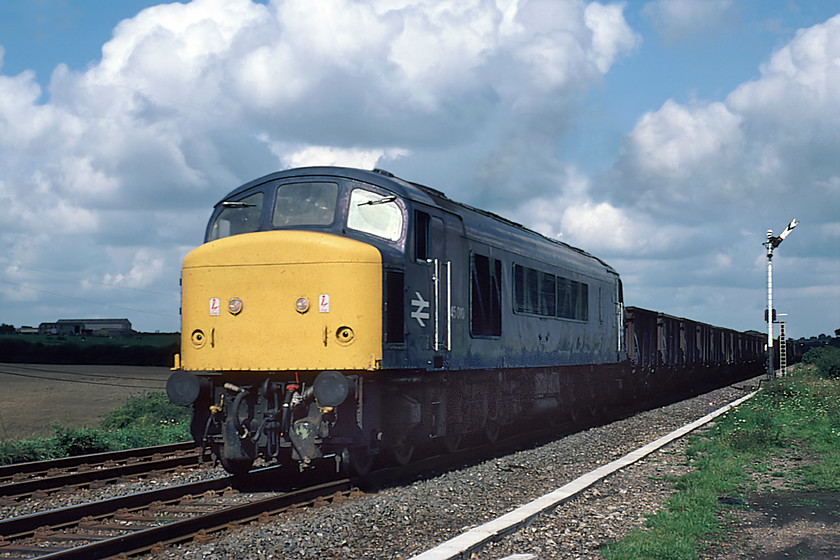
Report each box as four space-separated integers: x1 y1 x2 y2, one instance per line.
570 401 600 427
442 429 462 453
391 439 415 466
220 456 253 477
190 405 211 443
341 447 373 477
483 419 501 444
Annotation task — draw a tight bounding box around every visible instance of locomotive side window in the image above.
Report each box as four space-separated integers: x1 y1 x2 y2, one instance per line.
471 253 502 337
513 264 556 316
514 264 587 321
208 192 264 241
272 182 338 227
347 188 404 241
557 276 589 321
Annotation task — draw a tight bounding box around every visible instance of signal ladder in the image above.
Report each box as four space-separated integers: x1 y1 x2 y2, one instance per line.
779 322 787 376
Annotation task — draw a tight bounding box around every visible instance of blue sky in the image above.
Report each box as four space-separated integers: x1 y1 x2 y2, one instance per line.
0 0 838 339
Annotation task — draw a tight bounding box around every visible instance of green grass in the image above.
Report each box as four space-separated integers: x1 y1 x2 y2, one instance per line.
0 392 190 465
602 364 840 560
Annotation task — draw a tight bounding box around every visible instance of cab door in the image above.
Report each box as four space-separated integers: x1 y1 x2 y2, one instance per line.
408 206 464 369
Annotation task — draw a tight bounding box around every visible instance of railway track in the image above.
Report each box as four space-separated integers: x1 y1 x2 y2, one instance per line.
0 443 207 501
0 423 578 559
0 382 757 559
0 464 358 560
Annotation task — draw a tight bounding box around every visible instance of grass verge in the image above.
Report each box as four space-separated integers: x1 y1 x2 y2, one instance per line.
0 392 190 465
601 362 840 560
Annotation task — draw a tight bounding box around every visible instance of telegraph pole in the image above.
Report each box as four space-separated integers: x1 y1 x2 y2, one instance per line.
764 219 798 380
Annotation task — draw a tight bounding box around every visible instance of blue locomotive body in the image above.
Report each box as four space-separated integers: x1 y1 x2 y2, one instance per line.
168 167 762 475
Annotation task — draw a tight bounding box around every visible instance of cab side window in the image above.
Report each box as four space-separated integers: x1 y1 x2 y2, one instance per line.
414 210 445 261
471 253 502 337
415 211 430 261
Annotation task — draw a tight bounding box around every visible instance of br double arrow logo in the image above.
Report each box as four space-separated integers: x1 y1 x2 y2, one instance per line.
410 291 430 327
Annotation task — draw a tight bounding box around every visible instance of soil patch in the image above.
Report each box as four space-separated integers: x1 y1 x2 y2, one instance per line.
708 492 840 559
0 363 172 440
702 441 840 559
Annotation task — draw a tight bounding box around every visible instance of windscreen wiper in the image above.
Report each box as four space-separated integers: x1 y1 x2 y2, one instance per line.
358 195 397 206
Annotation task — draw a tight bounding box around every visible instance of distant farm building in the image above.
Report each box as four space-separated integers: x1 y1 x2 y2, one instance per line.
39 319 133 337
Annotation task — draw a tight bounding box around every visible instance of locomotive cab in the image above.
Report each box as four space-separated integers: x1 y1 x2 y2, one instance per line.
168 171 412 475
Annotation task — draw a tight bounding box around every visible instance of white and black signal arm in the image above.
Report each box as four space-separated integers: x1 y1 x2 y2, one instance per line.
766 218 798 250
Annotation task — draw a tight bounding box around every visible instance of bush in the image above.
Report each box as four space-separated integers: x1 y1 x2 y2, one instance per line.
0 437 57 465
802 346 840 379
101 392 190 430
52 424 112 456
105 422 190 449
0 334 179 365
100 392 190 447
0 392 190 465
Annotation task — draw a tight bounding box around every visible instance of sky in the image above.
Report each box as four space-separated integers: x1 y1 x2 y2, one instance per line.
0 0 838 339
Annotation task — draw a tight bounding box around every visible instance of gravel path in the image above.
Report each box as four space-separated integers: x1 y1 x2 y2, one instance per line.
133 381 757 560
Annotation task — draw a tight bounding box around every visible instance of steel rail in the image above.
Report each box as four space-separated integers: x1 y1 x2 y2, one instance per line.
0 442 196 479
0 469 352 560
0 453 206 498
0 475 236 539
34 479 354 560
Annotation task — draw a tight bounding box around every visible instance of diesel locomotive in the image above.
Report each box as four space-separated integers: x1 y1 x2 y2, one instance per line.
166 167 764 475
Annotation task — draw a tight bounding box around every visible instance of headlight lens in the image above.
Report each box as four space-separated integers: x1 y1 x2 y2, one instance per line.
190 329 206 348
295 297 310 313
335 326 355 345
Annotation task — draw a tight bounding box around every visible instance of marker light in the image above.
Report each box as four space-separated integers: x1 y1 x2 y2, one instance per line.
228 297 243 315
295 297 310 313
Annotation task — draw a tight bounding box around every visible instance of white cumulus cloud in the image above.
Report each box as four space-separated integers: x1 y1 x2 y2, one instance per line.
0 1 836 336
0 0 639 331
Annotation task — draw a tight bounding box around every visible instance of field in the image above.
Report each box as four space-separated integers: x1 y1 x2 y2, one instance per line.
0 363 172 440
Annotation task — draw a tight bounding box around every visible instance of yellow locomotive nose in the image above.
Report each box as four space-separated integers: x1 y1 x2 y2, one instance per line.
179 230 383 372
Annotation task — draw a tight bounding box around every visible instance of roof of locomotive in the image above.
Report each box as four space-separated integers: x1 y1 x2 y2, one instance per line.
217 166 617 277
